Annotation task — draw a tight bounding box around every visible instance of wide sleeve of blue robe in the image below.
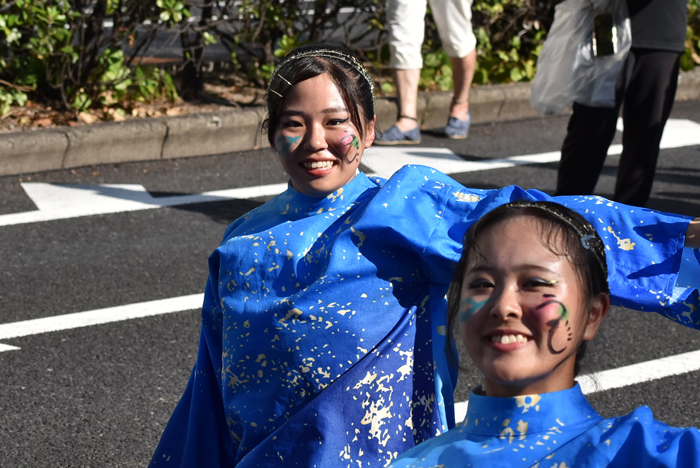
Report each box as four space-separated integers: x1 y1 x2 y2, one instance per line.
361 166 699 326
149 253 238 466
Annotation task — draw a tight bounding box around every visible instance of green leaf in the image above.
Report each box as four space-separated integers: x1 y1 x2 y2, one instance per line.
509 67 523 82
72 92 92 110
203 31 217 45
14 90 28 106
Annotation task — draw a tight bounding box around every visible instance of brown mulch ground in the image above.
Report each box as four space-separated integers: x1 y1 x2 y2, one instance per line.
0 80 268 135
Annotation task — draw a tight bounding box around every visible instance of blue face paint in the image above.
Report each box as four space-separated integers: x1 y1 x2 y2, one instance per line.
275 135 301 156
459 296 490 323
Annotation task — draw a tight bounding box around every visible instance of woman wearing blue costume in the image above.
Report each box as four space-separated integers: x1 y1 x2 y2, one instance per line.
389 201 700 467
149 43 700 467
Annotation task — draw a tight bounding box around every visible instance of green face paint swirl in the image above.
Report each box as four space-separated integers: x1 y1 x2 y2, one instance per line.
275 135 301 156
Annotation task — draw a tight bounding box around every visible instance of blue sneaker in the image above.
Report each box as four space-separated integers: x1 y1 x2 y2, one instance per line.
443 112 471 139
376 124 421 145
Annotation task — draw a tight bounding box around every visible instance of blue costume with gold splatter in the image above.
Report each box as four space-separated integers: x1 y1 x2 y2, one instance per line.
388 384 700 467
149 165 699 467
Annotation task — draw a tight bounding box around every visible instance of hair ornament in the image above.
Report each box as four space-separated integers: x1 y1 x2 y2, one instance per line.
278 74 293 87
268 47 375 103
269 74 293 98
580 234 595 250
496 200 608 279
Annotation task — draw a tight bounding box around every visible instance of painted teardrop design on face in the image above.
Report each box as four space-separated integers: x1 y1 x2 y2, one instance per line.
536 294 571 355
275 135 302 157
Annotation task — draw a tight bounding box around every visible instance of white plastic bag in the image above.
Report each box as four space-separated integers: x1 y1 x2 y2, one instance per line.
530 0 632 116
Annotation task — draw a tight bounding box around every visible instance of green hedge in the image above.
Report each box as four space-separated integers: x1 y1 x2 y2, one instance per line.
412 0 700 93
1 0 698 116
0 0 181 115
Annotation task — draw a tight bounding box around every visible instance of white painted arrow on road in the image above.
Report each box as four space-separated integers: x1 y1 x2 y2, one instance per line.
1 119 699 227
0 182 288 227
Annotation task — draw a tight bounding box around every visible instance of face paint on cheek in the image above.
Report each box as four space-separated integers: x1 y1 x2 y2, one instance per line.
275 135 301 157
458 296 490 323
340 131 360 163
535 295 572 355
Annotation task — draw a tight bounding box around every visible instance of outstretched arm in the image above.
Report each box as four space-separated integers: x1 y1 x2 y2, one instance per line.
543 195 699 330
378 166 700 330
686 218 700 248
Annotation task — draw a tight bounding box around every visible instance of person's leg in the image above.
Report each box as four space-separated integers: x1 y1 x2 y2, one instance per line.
614 49 681 206
393 68 421 132
449 50 476 119
378 0 427 144
430 0 476 138
555 104 620 196
555 53 632 196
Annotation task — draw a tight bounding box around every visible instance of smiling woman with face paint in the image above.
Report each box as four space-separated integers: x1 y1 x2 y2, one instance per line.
149 44 700 468
389 201 700 467
271 73 373 197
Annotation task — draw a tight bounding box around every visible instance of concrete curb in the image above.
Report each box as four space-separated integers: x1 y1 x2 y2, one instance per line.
1 68 699 177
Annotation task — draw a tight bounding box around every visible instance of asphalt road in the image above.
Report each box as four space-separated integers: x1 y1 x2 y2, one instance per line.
1 101 700 467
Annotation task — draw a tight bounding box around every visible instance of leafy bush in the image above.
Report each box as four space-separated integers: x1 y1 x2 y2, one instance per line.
180 0 380 88
0 0 181 116
418 0 698 89
1 0 698 117
682 0 700 71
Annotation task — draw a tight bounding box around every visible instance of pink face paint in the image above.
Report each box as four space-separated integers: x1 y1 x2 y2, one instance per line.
339 132 354 147
535 295 571 355
339 131 360 163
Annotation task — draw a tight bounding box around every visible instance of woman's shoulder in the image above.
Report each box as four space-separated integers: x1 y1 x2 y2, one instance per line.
217 173 382 243
545 405 700 467
608 405 700 443
387 425 470 467
377 165 485 198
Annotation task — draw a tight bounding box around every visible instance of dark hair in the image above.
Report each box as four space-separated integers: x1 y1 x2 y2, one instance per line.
446 201 610 376
263 44 375 148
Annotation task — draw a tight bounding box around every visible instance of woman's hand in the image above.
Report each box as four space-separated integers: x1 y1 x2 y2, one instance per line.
686 218 700 248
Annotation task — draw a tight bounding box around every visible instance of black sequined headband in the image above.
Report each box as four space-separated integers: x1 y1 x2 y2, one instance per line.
268 48 375 102
486 200 609 279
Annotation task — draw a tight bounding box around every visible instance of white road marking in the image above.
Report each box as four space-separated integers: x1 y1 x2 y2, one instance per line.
2 119 698 227
454 348 700 423
2 288 700 422
577 350 700 394
618 118 700 150
0 182 288 227
364 118 700 179
0 293 204 349
363 147 563 179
